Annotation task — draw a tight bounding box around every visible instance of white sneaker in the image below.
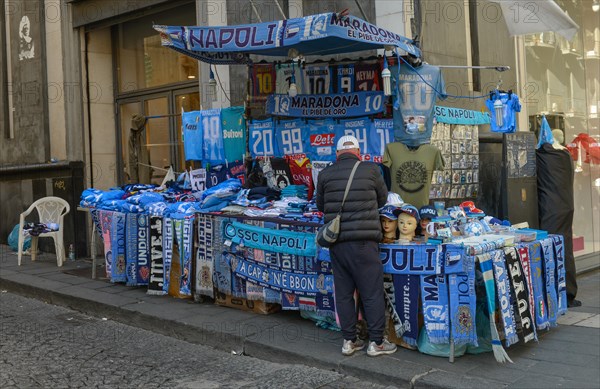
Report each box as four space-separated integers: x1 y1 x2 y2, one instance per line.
367 339 397 357
342 338 365 356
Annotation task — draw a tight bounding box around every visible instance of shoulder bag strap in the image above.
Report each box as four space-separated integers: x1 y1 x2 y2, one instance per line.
338 161 361 214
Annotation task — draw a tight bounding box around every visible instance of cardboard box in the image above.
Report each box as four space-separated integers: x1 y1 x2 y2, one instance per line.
214 291 281 315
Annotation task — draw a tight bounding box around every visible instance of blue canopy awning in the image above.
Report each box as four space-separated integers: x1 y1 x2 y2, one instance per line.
154 12 420 65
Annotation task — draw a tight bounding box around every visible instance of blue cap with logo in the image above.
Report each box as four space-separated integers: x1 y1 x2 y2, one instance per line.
393 204 420 222
379 205 399 220
419 205 437 220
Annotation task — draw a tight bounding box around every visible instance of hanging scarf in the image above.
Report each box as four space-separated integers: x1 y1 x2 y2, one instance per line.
420 274 449 344
384 276 405 339
393 275 419 345
528 242 549 330
516 246 537 341
147 216 166 295
476 252 512 363
316 293 336 319
135 215 150 286
541 238 558 326
505 247 536 344
99 210 113 278
162 217 173 294
448 254 477 346
551 235 568 315
90 209 103 244
125 213 139 286
110 212 127 283
195 214 214 299
174 217 193 297
491 249 518 347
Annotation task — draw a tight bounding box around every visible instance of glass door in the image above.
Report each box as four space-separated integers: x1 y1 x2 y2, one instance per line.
144 96 171 185
174 89 201 170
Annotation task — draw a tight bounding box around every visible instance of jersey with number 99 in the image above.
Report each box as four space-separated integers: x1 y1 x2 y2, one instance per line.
276 119 306 157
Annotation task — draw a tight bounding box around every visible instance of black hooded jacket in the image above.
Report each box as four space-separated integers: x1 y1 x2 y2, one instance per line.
316 152 388 242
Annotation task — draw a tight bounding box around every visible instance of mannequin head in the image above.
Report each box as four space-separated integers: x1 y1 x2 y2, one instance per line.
394 205 420 241
379 205 399 242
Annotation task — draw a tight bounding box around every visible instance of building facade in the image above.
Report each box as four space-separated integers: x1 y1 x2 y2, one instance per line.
1 0 598 268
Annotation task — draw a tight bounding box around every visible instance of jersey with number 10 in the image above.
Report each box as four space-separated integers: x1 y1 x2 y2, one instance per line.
302 64 331 95
390 63 446 146
276 119 306 157
249 118 278 157
201 108 225 164
250 63 276 100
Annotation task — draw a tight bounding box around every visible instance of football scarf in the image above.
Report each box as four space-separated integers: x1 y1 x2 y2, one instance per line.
517 246 537 335
162 217 173 294
90 209 103 243
384 276 405 338
449 256 477 346
316 293 336 319
282 292 300 310
394 274 419 345
491 249 518 347
135 215 150 286
541 238 558 326
299 295 317 311
125 213 139 286
147 216 166 295
477 252 512 363
551 235 568 315
215 249 233 295
195 214 214 299
245 249 265 301
99 210 113 278
528 242 549 330
110 212 127 283
505 247 536 344
421 274 449 344
173 218 193 297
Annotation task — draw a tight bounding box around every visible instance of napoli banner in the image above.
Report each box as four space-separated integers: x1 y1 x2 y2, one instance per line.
434 106 491 125
223 221 316 257
234 257 334 296
155 12 420 64
267 92 384 118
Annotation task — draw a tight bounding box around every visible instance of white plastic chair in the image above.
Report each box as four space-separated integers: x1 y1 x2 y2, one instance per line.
18 197 70 267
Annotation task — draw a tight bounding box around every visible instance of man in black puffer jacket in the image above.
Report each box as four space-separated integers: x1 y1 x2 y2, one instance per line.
316 135 396 357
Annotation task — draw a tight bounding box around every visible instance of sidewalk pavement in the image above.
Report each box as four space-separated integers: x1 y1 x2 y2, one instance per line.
1 245 598 389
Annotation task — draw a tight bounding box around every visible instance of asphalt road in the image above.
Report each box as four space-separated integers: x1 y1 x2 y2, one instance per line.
0 291 395 389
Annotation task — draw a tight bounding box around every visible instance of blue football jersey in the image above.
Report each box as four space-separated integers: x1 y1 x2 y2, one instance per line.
182 111 202 161
390 63 446 146
201 108 225 164
335 64 355 93
370 119 394 162
486 92 521 133
304 121 337 162
249 118 278 157
276 119 306 157
221 106 246 162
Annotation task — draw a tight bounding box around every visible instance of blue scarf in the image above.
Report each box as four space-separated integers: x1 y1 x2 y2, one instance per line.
215 251 233 295
90 209 103 243
477 252 512 363
491 249 518 347
541 238 558 326
449 255 477 346
551 235 568 315
421 274 450 344
528 242 549 330
517 246 537 338
135 215 150 286
394 274 419 345
506 247 536 343
162 217 173 294
264 288 282 304
195 214 215 299
125 213 139 286
380 244 442 274
384 276 405 339
147 216 166 295
174 218 193 297
110 212 127 283
316 293 336 318
99 210 113 278
223 220 316 256
282 292 300 310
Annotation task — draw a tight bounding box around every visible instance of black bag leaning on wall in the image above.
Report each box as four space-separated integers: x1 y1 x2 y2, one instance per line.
316 161 361 248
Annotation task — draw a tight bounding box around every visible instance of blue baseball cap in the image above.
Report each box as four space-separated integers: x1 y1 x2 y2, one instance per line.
394 204 420 222
379 205 399 220
419 205 437 220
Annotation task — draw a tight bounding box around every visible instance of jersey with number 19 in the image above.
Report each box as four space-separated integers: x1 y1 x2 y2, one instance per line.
249 118 278 157
201 108 225 164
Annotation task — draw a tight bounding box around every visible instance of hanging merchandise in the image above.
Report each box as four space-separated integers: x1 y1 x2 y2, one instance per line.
182 111 202 161
275 119 307 157
485 91 521 133
304 119 337 162
354 60 382 92
390 60 447 146
201 108 226 164
249 118 278 158
221 106 247 163
276 63 303 94
383 143 445 208
333 63 355 93
302 63 332 95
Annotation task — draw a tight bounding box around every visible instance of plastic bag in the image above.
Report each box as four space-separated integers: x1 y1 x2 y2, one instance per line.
417 329 467 358
8 224 32 252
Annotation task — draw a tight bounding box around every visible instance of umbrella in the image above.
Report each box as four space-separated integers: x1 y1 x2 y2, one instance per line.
487 0 578 40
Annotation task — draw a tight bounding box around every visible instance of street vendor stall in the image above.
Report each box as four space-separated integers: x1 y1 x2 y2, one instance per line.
74 11 567 364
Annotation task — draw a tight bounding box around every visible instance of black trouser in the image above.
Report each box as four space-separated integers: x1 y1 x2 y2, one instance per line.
330 240 385 343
